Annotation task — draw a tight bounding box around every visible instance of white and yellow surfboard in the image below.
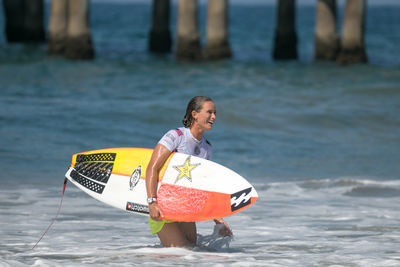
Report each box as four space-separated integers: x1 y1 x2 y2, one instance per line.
65 147 258 222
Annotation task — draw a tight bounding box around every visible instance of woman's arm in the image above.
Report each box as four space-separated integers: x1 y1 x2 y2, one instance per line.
145 143 172 221
214 218 233 237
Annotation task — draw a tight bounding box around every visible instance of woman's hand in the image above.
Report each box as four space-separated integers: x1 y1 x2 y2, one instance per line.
149 202 164 221
214 218 232 237
146 144 171 221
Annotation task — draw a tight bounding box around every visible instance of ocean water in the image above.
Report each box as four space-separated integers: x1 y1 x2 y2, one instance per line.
1 2 400 266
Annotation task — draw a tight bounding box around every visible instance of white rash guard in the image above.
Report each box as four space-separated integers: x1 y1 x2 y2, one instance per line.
158 127 212 160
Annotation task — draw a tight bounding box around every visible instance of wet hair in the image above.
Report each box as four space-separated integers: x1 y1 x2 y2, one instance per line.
182 96 214 128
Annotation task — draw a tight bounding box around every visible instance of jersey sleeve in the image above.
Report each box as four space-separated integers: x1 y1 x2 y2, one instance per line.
158 129 182 152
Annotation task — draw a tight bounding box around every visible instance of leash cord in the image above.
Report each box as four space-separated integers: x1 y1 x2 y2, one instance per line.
31 178 68 250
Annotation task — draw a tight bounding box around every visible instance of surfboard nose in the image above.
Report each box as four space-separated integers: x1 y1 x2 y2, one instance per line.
252 186 258 197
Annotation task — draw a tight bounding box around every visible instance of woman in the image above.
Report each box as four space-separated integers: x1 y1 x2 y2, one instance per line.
145 96 232 247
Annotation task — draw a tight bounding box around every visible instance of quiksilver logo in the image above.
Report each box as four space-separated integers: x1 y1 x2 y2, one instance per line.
230 187 252 211
129 165 141 190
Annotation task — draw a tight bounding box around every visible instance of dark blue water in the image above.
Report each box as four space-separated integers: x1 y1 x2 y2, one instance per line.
1 2 400 266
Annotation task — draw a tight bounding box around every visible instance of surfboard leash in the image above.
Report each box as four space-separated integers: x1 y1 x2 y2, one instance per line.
31 177 68 250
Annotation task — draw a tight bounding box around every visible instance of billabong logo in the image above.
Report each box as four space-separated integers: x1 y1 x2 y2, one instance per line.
129 166 141 190
126 202 149 214
231 187 252 211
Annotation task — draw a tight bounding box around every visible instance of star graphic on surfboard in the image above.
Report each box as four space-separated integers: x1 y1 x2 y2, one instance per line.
173 156 200 184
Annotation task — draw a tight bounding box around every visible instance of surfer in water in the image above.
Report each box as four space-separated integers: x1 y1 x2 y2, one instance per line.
146 96 232 247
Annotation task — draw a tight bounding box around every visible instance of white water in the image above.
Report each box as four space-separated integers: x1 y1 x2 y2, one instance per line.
1 177 399 266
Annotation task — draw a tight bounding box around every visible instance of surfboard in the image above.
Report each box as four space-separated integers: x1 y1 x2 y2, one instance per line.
65 147 258 222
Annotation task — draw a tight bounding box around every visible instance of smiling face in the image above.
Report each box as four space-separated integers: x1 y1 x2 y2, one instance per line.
192 101 216 132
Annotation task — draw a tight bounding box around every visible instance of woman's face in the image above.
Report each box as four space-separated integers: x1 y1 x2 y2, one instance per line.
192 101 216 131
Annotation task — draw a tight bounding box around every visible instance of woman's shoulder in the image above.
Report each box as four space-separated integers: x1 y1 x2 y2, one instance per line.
163 127 186 137
159 127 185 146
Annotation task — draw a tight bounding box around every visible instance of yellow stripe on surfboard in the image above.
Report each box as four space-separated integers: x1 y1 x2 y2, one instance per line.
70 147 173 181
